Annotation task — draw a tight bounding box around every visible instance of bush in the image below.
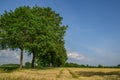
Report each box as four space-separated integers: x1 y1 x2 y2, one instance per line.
0 64 19 72
24 62 31 68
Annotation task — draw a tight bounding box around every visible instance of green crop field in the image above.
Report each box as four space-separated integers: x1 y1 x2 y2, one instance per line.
0 68 120 80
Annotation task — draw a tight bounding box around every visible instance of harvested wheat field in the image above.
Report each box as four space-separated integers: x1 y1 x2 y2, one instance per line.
0 68 120 80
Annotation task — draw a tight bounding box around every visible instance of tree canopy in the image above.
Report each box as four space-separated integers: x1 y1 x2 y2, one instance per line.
0 6 68 68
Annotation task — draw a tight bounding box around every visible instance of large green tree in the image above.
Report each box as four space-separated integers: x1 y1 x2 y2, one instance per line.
26 6 68 68
0 6 32 69
0 6 68 68
32 6 68 67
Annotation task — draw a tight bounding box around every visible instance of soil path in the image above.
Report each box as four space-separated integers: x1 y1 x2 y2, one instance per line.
57 68 78 80
61 68 72 78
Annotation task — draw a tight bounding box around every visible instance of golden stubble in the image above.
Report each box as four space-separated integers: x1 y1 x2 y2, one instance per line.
0 68 120 80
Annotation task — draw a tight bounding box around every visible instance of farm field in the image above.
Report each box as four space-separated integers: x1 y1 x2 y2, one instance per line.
0 68 120 80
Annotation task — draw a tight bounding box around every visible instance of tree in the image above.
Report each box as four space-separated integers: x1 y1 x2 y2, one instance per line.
32 6 68 67
117 64 120 68
0 6 68 69
0 6 32 69
98 64 103 68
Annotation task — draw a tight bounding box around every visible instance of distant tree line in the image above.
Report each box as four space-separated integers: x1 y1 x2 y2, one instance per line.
0 63 120 69
0 6 68 69
64 62 120 68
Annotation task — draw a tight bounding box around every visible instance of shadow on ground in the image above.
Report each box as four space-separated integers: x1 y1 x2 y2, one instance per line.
75 71 120 77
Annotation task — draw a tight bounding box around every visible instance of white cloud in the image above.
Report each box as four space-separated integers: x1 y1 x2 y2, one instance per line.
67 52 85 60
67 51 91 62
0 49 32 65
14 52 20 59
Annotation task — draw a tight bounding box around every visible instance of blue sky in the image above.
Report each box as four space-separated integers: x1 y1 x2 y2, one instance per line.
0 0 120 66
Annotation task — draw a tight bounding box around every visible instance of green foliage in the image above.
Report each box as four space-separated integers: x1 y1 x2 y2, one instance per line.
27 6 68 68
117 64 120 67
0 64 19 72
24 62 31 68
0 6 32 69
64 62 120 68
98 64 103 68
64 62 86 67
0 5 68 68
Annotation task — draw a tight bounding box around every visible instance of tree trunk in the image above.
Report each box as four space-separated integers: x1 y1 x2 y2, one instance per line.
20 48 23 69
31 51 35 68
